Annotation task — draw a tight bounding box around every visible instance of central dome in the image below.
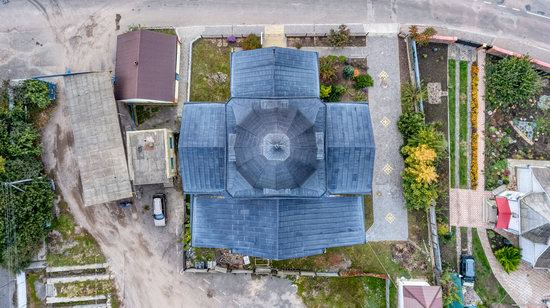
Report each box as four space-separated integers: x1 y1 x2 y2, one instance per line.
234 106 318 190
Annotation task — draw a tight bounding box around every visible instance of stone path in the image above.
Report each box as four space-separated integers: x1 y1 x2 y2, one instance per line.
449 188 492 228
478 229 550 306
365 34 408 241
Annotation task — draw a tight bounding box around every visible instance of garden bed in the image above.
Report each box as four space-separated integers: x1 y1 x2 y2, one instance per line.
472 229 515 305
319 55 371 102
287 35 366 48
485 55 550 189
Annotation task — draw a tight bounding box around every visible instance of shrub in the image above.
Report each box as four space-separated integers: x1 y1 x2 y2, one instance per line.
486 56 542 109
494 246 522 273
408 126 446 158
319 56 338 83
23 79 51 109
409 25 437 47
397 112 425 141
353 74 373 89
327 24 350 48
343 66 355 79
320 85 332 99
352 90 368 102
0 156 5 174
242 34 261 50
401 82 427 113
293 42 302 49
338 55 347 63
441 271 462 306
325 85 346 102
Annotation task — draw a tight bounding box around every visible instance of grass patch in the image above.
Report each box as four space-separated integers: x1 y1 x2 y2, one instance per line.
295 276 395 308
189 39 231 102
148 28 176 36
459 61 469 188
364 195 374 229
134 105 160 125
47 212 106 267
448 59 456 188
55 280 115 298
460 227 468 252
440 226 457 270
26 271 43 308
472 229 515 305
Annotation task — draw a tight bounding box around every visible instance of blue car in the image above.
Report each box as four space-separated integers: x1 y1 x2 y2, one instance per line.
460 255 476 285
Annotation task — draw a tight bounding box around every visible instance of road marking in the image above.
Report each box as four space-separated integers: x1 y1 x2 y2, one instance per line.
498 4 506 8
213 297 221 304
483 1 492 4
202 278 211 285
512 7 520 11
221 291 227 296
526 11 550 20
198 286 206 292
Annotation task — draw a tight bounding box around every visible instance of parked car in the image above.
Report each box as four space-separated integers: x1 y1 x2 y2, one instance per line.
152 194 166 227
460 255 476 285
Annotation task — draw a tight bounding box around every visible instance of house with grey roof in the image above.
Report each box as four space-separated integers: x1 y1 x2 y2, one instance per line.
494 164 550 269
179 47 375 260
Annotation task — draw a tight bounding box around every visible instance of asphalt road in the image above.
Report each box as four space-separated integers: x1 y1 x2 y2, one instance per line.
1 0 550 80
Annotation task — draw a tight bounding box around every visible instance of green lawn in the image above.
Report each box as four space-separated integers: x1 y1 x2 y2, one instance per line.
448 59 457 188
459 61 469 188
189 39 231 102
296 276 396 308
472 229 515 305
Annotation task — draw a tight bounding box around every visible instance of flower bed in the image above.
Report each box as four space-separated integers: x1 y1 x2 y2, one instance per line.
485 56 550 189
470 64 479 190
318 55 371 102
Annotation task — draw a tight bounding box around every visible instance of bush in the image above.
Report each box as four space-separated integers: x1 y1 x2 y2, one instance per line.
397 112 425 141
319 56 338 83
343 66 355 79
325 85 346 102
486 56 542 109
320 85 332 99
327 24 350 48
353 74 373 89
494 246 521 273
408 126 446 158
242 34 261 50
23 79 51 109
441 271 462 306
337 55 347 63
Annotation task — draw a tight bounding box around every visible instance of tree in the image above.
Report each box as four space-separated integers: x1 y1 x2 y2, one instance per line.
494 246 522 273
486 56 542 109
6 121 42 158
401 82 427 113
0 180 54 271
409 25 437 46
403 144 438 184
328 24 350 48
441 271 462 306
242 34 261 50
23 79 51 109
0 156 5 174
408 125 446 158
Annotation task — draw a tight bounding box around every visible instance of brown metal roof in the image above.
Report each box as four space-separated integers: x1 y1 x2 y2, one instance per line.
403 286 443 308
115 29 177 102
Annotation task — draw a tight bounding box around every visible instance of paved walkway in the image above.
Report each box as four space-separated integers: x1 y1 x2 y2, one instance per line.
365 34 408 241
263 25 286 47
450 188 492 228
478 229 550 307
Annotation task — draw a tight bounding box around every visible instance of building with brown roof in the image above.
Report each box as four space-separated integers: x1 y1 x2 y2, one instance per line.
398 278 443 308
115 29 180 104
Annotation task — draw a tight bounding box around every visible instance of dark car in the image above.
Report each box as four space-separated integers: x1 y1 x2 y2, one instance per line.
152 194 166 227
460 255 476 285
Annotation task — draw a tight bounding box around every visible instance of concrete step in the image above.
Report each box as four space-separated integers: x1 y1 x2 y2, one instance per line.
47 274 110 284
46 263 109 273
45 283 57 297
45 295 107 304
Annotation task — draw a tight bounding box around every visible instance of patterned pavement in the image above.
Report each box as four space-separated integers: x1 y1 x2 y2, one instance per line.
478 229 550 307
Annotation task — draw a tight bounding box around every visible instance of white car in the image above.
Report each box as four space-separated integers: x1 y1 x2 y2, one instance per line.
152 194 166 227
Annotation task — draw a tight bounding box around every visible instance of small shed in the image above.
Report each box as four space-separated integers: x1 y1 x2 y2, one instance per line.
126 129 176 186
115 29 180 104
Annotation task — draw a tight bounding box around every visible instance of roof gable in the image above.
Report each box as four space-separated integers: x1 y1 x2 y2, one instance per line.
191 196 365 259
115 29 177 102
403 286 443 308
230 47 319 98
532 167 550 197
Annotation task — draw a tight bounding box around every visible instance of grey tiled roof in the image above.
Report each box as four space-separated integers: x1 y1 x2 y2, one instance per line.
520 192 550 244
179 103 226 193
230 47 319 98
326 103 375 194
191 196 365 259
226 98 326 197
